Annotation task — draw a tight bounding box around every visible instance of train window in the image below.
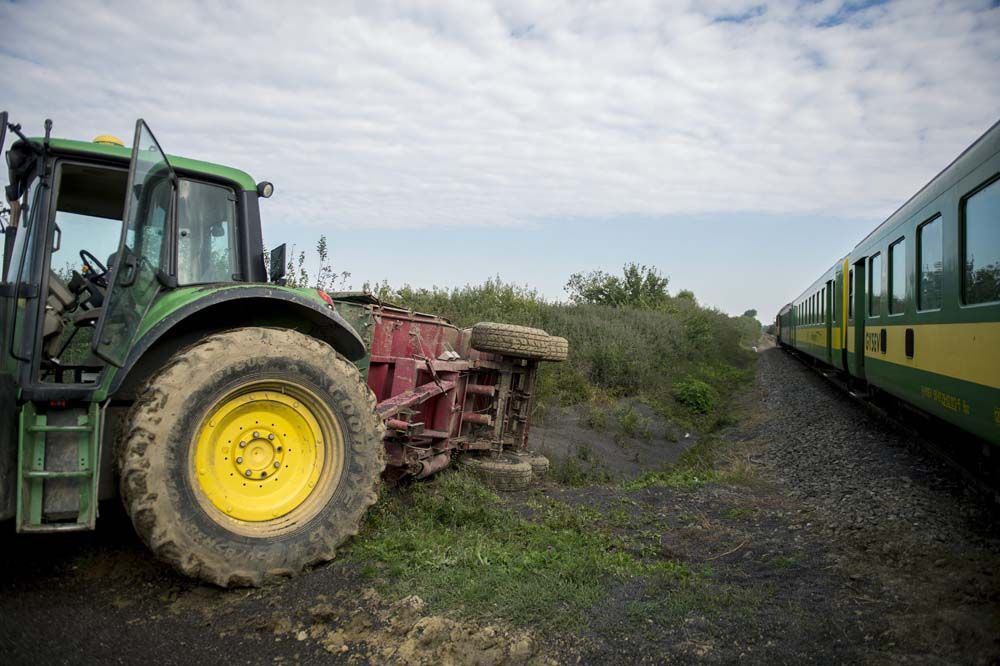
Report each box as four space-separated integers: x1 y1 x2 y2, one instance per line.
889 237 905 315
962 178 1000 305
869 253 882 317
848 269 854 319
918 216 942 311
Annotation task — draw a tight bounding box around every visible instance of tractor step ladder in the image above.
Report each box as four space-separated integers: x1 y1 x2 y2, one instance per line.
16 401 101 532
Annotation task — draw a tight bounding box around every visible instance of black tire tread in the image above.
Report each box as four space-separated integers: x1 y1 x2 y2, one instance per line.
458 453 533 491
118 327 385 587
540 336 569 362
470 322 550 360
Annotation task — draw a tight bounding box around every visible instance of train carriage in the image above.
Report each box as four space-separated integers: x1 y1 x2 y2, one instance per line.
777 119 1000 447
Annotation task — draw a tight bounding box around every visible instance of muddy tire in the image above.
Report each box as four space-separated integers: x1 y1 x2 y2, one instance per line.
118 327 385 587
540 336 569 362
470 322 550 360
512 451 550 479
458 452 533 491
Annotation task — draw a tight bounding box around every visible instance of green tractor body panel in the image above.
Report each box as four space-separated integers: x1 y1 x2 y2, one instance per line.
96 284 370 400
27 137 258 191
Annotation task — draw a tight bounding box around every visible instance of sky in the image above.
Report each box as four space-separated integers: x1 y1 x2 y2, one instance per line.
2 0 999 321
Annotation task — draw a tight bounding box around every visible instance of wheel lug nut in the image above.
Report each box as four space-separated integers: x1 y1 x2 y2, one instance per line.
239 441 246 448
268 433 274 440
236 457 243 464
253 431 259 438
273 462 280 468
245 470 252 477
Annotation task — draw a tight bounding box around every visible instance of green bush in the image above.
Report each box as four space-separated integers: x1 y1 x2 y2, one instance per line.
614 404 652 443
672 377 717 414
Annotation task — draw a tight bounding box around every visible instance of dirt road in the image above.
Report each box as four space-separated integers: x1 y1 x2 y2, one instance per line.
1 348 998 664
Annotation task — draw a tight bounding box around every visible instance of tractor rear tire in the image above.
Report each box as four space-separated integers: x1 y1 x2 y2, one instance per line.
458 452 533 491
540 336 569 362
118 327 385 587
470 322 550 360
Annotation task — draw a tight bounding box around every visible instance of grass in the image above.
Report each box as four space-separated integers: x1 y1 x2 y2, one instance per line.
626 574 770 624
622 429 759 491
613 404 652 445
547 456 612 487
771 555 796 569
347 471 687 628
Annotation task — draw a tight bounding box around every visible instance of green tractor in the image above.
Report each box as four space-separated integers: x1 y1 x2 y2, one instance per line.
0 116 390 586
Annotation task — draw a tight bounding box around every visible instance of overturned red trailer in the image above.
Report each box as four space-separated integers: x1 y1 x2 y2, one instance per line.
332 294 567 487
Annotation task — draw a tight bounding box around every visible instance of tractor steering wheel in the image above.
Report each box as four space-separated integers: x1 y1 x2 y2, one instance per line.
79 249 110 287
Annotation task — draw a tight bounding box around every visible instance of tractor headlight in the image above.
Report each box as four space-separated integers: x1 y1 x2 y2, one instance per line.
257 181 274 198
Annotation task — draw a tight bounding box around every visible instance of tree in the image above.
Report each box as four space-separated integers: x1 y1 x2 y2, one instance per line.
282 235 351 290
565 262 669 309
742 309 758 318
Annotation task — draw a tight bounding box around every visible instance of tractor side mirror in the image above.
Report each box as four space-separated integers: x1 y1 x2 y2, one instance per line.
270 243 287 284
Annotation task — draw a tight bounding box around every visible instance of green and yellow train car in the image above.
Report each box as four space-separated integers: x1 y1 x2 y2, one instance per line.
777 119 1000 447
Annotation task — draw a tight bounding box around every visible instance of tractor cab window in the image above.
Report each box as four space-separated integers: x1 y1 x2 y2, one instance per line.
176 180 238 285
51 163 127 282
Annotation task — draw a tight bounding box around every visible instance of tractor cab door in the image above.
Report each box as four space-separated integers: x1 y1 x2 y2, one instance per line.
92 120 176 367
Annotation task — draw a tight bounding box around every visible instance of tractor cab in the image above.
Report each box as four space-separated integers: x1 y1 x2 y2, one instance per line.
1 117 268 394
0 116 306 534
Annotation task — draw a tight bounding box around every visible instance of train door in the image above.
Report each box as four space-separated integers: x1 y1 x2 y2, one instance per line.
850 258 866 380
825 279 834 366
840 259 849 371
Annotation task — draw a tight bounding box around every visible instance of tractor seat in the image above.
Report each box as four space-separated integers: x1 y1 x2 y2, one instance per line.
42 271 76 340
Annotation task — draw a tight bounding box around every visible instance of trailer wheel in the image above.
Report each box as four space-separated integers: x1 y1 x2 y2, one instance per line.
118 327 385 587
540 336 569 362
512 451 550 479
458 452 533 491
470 322 550 360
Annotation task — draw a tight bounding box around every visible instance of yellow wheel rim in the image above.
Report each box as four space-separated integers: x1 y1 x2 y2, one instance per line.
191 380 345 535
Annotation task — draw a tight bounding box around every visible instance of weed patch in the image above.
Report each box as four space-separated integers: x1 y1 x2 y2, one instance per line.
548 456 611 487
673 377 718 414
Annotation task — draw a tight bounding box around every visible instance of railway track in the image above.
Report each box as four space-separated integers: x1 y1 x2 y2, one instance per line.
783 346 1000 505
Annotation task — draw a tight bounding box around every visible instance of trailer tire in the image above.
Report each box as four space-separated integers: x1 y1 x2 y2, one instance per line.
458 452 533 491
512 451 550 479
470 322 550 360
118 327 385 587
540 336 569 362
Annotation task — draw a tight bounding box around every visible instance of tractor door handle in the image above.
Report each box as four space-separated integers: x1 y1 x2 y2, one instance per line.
119 255 138 287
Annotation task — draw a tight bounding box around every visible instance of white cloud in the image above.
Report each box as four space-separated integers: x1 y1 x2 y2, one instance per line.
2 0 998 237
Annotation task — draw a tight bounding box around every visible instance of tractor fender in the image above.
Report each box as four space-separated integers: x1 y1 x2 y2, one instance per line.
107 287 368 399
